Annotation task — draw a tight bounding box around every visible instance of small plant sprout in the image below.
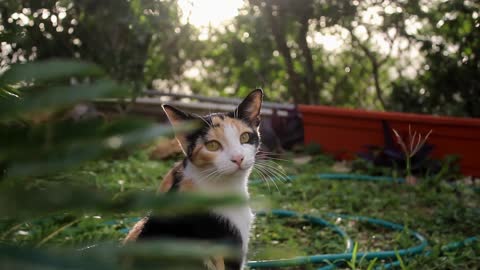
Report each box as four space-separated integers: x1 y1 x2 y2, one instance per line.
118 180 125 192
392 125 432 184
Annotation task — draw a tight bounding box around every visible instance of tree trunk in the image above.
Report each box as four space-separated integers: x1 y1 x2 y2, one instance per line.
264 1 303 104
296 6 318 104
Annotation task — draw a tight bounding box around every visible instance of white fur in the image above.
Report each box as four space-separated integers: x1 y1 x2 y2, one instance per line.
184 162 254 255
183 122 256 261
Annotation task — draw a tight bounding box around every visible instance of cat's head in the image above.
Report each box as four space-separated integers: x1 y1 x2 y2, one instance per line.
163 89 263 176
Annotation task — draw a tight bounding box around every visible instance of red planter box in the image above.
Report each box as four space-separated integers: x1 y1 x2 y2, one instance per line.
299 105 480 177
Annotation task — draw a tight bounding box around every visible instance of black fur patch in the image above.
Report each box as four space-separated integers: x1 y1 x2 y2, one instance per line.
138 213 243 270
168 167 184 192
185 121 210 159
245 131 259 146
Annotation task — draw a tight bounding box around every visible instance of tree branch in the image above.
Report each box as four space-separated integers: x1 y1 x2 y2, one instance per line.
348 27 387 109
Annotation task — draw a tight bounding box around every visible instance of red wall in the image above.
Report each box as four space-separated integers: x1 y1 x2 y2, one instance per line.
299 105 480 177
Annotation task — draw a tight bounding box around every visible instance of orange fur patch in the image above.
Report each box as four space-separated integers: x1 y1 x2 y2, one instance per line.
157 162 199 193
191 144 216 167
204 256 225 270
157 162 181 193
213 256 225 270
123 217 148 244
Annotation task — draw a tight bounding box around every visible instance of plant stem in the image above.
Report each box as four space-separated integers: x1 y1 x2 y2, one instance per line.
35 219 80 247
406 156 412 176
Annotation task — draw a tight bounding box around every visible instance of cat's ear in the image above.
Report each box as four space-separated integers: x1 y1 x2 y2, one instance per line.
162 104 196 155
235 88 263 126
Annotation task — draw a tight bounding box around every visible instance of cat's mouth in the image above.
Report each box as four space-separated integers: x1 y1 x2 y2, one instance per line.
228 164 252 174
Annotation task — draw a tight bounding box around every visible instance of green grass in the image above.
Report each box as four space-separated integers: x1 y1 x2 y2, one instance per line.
1 149 479 269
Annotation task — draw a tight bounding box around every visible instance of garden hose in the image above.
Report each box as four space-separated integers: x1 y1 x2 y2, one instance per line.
379 236 479 270
248 210 428 270
246 173 477 269
254 210 354 270
250 173 405 185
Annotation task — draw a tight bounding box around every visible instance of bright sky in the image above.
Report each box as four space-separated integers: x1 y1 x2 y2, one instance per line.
175 0 421 67
178 0 244 27
177 0 344 50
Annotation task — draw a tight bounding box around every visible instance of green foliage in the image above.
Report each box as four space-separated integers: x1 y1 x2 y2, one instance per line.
304 142 323 155
391 0 480 117
395 249 409 270
1 0 199 95
0 184 243 219
0 240 238 270
0 59 241 269
2 0 478 116
0 59 104 85
346 241 359 269
2 145 478 269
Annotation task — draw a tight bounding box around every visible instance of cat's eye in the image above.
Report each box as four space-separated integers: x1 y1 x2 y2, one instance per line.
240 132 250 144
205 140 221 151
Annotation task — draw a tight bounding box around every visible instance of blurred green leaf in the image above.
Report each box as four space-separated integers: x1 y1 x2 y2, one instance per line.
0 59 104 86
0 184 245 219
0 118 197 178
0 239 239 270
0 80 127 118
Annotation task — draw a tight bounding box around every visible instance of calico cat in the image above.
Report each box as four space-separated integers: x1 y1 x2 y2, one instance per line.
124 89 263 270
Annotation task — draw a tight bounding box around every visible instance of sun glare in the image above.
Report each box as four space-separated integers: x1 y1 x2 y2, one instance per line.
178 0 244 28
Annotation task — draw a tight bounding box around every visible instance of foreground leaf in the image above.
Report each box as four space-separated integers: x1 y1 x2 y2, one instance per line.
0 59 104 86
0 80 127 118
0 239 239 270
0 184 245 218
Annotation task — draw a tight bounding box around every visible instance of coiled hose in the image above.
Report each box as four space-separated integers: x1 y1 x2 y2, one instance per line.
247 173 478 269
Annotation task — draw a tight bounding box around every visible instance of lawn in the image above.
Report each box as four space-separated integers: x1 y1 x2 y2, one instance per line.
1 148 479 269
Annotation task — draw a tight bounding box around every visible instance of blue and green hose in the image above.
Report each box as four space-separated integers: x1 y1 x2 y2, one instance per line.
248 210 429 270
246 173 478 269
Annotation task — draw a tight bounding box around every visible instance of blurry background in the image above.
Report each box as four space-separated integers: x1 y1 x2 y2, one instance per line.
2 0 479 116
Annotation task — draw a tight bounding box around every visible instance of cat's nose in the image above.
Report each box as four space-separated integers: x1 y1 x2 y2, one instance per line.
230 155 244 167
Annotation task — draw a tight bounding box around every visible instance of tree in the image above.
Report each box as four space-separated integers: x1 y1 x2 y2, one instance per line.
0 0 200 96
389 0 480 117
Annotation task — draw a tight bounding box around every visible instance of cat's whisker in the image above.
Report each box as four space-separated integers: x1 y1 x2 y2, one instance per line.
202 167 234 183
260 159 288 174
255 167 272 192
257 150 283 155
197 168 221 182
254 166 279 191
257 156 289 162
204 169 226 182
254 164 277 182
256 153 289 162
262 167 281 191
256 150 286 157
253 168 270 191
255 165 286 185
255 161 289 182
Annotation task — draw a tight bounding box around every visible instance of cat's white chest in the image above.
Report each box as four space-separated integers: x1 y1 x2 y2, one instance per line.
214 205 253 253
185 164 254 253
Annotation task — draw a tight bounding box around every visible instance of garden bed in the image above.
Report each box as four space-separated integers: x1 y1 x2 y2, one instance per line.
299 105 480 177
